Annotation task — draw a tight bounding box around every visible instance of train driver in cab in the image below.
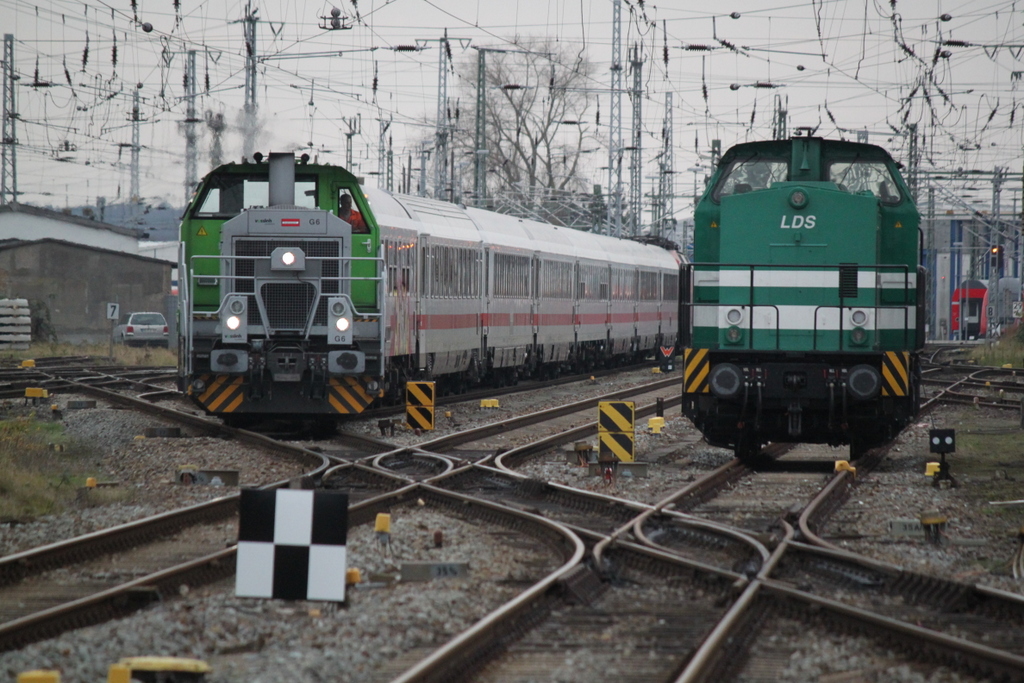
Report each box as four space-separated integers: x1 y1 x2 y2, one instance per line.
339 192 369 233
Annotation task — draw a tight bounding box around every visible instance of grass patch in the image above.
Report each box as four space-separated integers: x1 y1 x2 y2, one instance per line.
968 330 1024 368
0 341 177 367
943 413 1024 514
0 414 127 522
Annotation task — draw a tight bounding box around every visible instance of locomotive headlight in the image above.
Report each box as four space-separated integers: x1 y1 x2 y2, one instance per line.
850 309 868 326
271 246 305 271
725 325 744 344
850 326 868 346
221 295 247 342
725 308 744 325
788 189 809 209
328 296 353 345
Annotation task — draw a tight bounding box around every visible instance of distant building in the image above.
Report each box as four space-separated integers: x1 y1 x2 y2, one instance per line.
0 206 176 344
0 202 141 254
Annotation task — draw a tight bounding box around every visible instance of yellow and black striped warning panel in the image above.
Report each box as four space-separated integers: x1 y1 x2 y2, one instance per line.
598 401 635 433
406 405 435 431
684 348 710 394
196 375 245 413
329 377 377 414
881 351 910 397
599 432 635 462
406 381 436 407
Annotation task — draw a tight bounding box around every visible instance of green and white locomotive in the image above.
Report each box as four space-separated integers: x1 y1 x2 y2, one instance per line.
681 136 924 459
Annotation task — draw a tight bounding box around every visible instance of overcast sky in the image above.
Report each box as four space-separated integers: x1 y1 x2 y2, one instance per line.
2 0 1022 218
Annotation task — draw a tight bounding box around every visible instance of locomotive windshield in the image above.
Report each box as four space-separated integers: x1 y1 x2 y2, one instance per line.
828 160 902 205
191 174 319 217
713 157 789 200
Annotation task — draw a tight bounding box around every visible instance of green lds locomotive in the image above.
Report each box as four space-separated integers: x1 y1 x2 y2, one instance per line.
681 136 924 459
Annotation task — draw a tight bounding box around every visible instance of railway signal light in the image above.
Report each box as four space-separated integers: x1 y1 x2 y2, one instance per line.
990 245 1004 272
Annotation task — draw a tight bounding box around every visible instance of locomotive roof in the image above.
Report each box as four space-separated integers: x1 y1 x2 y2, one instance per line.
718 137 897 166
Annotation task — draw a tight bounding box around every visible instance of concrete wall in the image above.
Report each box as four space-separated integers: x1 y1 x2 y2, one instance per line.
0 207 140 254
0 241 172 344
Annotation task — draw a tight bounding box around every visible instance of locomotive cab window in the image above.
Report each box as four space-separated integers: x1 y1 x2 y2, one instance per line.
828 160 902 205
338 189 370 233
192 174 318 217
713 157 789 201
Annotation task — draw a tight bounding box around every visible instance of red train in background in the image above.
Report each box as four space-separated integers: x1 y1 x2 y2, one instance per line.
951 279 987 340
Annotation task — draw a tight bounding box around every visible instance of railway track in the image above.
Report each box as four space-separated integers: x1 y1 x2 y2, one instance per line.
5 359 1024 680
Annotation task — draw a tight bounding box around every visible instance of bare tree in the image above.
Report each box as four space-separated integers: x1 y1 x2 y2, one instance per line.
457 41 596 205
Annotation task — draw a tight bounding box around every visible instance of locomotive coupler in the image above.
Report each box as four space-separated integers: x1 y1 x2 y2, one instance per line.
247 354 266 401
787 402 803 438
307 355 328 400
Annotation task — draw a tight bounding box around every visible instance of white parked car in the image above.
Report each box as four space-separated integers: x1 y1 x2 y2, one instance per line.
112 311 169 347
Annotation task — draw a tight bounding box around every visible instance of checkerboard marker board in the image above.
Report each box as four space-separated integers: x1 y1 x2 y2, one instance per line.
235 489 349 601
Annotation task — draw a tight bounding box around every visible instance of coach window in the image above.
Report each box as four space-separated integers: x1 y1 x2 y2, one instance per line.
663 273 679 302
828 160 902 205
712 157 788 201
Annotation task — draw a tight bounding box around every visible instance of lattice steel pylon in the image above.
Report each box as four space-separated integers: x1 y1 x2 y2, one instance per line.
1 34 16 206
652 92 674 240
184 50 198 205
607 0 623 237
378 116 393 191
434 30 451 201
130 86 142 204
473 48 488 207
628 44 643 236
241 1 258 161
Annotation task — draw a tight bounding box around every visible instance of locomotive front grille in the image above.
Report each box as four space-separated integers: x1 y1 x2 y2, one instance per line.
232 239 341 327
261 282 317 330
